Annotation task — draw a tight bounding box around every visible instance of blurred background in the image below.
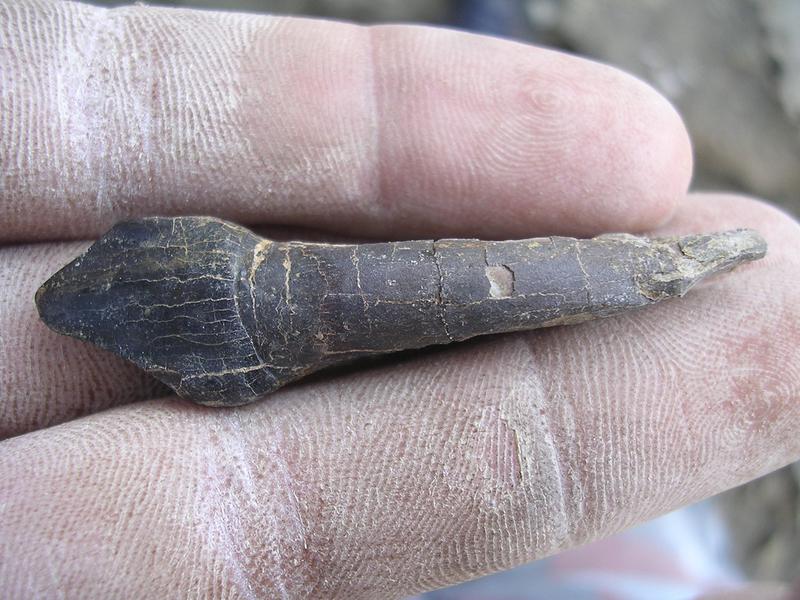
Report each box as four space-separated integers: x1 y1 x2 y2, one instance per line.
91 0 800 591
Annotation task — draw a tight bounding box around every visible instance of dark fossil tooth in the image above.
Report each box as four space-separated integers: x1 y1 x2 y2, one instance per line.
35 216 766 406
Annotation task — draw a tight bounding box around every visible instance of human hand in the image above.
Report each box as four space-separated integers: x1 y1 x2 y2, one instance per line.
1 1 799 597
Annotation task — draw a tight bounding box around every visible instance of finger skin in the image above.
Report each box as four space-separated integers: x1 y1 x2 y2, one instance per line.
0 0 690 242
1 194 799 598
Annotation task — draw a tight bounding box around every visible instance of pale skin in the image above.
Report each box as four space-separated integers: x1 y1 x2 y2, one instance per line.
1 1 799 598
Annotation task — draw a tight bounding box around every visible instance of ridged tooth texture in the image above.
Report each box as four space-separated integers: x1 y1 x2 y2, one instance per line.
35 217 766 406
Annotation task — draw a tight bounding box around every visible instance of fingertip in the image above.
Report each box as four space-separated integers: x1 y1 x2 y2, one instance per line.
592 69 693 233
542 60 693 236
371 29 694 238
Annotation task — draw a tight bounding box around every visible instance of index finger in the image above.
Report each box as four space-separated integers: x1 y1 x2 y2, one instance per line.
1 0 691 242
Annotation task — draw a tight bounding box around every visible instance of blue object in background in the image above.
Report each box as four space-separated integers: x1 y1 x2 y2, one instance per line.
454 0 533 39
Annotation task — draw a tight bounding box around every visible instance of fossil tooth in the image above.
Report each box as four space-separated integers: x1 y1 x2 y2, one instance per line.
35 216 766 406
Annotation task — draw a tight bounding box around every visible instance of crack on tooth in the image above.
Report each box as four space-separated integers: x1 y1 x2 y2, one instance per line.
351 246 369 316
574 241 592 310
281 245 294 346
181 362 273 381
431 241 454 341
234 239 271 374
